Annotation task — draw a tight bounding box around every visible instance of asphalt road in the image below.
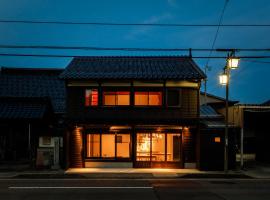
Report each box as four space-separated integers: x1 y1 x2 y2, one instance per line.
0 178 270 200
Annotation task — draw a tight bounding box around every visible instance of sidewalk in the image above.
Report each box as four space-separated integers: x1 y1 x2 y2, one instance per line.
242 162 270 179
0 168 251 179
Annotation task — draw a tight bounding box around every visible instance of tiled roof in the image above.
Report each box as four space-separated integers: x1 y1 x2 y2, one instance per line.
200 104 223 118
200 120 236 128
0 97 48 119
59 56 206 80
0 68 65 113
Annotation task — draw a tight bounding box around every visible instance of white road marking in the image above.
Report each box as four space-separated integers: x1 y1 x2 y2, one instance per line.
8 186 153 189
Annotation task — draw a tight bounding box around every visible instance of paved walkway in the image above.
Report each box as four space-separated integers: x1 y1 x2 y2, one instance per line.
1 166 269 179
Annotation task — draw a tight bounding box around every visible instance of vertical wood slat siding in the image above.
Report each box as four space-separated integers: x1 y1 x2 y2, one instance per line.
69 127 83 168
183 128 196 163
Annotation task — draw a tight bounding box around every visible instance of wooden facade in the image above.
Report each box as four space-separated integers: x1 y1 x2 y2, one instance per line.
65 80 201 169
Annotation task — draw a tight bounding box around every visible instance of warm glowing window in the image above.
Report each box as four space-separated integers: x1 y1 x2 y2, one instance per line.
86 134 100 157
86 133 130 159
134 91 162 106
85 89 98 106
167 133 181 161
116 134 130 158
136 133 151 161
103 91 130 106
152 133 165 161
101 134 115 158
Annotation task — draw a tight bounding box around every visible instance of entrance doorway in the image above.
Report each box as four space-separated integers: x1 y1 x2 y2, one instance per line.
135 132 182 168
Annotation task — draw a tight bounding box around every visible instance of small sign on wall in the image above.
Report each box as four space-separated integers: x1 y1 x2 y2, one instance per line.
214 137 221 143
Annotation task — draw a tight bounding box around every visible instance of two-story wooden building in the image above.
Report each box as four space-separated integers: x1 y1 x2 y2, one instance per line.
60 56 206 169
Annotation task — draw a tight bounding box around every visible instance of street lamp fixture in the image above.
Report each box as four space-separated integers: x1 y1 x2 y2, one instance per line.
219 72 228 86
219 51 240 173
227 56 240 69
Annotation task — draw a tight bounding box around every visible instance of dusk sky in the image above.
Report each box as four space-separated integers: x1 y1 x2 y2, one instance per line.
0 0 269 103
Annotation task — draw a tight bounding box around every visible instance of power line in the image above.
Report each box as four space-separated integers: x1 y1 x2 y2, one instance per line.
205 0 229 68
204 0 229 102
0 19 270 27
0 53 270 59
0 45 270 52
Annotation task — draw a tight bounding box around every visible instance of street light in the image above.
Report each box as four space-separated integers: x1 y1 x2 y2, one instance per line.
219 72 228 86
219 52 240 173
227 57 240 69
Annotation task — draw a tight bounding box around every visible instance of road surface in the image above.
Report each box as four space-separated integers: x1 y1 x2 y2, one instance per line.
0 178 270 200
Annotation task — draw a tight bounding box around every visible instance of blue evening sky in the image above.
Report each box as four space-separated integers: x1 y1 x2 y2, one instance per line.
0 0 269 103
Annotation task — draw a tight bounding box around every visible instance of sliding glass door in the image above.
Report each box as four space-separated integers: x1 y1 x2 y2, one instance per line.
135 132 182 168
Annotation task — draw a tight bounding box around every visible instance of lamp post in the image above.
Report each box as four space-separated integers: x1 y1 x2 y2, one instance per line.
219 52 240 172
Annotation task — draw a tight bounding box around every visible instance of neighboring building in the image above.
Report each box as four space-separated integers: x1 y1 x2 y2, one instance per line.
199 92 239 170
59 56 206 169
0 67 65 168
229 103 270 163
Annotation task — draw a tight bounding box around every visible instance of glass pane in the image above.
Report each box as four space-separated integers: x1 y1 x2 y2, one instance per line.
149 92 162 106
136 133 151 161
167 133 181 161
152 133 165 161
116 92 130 105
103 92 116 105
167 90 180 106
101 134 115 158
86 134 100 157
116 134 130 158
85 89 98 106
135 92 149 105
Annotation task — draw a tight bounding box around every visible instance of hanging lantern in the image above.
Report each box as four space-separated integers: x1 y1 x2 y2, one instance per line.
227 57 240 69
219 73 228 85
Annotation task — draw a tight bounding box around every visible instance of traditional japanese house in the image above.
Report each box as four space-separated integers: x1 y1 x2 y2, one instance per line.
0 67 65 168
60 56 206 169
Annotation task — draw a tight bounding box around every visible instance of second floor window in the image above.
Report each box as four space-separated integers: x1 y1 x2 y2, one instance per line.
134 91 162 106
85 89 98 106
103 91 130 106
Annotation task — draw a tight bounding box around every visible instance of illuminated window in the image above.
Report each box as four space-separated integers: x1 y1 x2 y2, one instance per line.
152 133 165 161
85 89 98 106
134 91 162 106
86 134 100 157
103 91 130 106
167 133 181 161
101 134 115 158
116 134 130 158
86 133 130 159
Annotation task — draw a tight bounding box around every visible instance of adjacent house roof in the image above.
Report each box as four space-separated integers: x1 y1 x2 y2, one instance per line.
59 56 206 80
200 104 223 118
0 67 65 114
0 97 49 120
262 99 270 106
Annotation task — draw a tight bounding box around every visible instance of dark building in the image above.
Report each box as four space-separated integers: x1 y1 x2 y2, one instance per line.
0 67 65 168
60 56 206 169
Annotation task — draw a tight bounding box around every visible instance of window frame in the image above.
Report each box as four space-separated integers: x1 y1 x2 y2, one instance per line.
134 87 163 107
166 88 182 108
102 87 131 107
85 88 99 107
84 131 132 161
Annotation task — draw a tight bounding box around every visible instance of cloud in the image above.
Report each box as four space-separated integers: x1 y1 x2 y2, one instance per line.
125 13 173 40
